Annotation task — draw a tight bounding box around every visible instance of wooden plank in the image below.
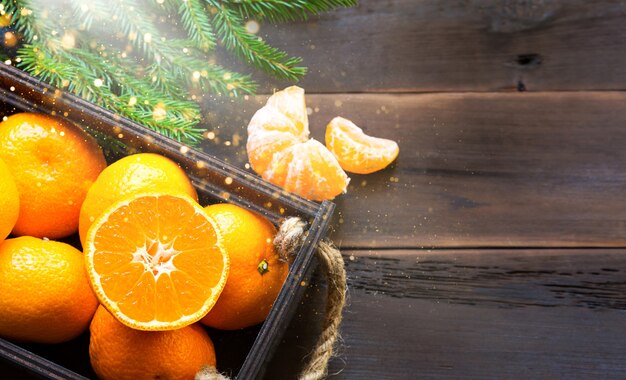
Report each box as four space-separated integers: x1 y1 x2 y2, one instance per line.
200 91 626 248
218 0 626 93
266 249 626 379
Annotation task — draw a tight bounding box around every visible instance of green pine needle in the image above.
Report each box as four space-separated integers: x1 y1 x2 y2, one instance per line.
178 0 217 51
210 1 307 81
224 0 357 22
4 0 357 146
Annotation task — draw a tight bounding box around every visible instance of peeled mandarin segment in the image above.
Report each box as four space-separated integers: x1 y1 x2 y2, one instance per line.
265 86 309 134
247 106 307 138
247 130 303 174
246 88 310 175
326 116 400 174
263 139 349 201
85 193 229 331
245 85 349 201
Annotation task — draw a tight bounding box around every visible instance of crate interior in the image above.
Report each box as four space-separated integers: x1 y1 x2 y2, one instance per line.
0 64 334 379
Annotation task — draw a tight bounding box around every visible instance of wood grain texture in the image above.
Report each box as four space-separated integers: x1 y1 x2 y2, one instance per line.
199 3 626 378
288 249 626 379
201 91 626 248
219 0 626 93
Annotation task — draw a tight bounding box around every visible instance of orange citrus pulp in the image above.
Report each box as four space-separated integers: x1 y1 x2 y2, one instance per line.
326 116 399 174
246 86 349 201
79 153 198 246
84 193 229 331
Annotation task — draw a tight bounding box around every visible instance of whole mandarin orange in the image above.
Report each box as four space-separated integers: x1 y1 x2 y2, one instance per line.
79 153 198 245
0 112 106 238
0 157 19 241
0 236 98 343
90 305 216 380
201 203 289 330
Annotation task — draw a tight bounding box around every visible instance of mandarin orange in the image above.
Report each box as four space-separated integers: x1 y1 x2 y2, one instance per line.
0 112 107 238
326 116 399 174
79 153 198 245
84 193 229 331
264 139 348 201
0 236 98 343
201 203 289 330
0 158 19 241
90 305 216 380
246 86 349 201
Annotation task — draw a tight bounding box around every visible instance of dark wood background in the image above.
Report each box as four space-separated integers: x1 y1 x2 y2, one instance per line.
197 1 626 378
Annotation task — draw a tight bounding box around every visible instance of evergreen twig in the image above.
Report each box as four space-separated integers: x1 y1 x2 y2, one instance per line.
224 0 357 22
178 0 216 52
210 1 307 81
4 0 357 145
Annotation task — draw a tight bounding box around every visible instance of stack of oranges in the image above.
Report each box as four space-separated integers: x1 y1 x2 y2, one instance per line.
0 85 399 378
0 112 289 379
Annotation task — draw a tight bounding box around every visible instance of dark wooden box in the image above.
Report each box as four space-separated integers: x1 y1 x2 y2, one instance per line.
0 63 334 379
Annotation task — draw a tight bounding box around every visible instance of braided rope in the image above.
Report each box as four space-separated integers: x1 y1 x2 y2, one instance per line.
196 217 346 380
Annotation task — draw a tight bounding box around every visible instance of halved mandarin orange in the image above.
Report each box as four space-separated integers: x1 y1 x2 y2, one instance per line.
84 193 229 331
246 86 349 201
326 116 399 174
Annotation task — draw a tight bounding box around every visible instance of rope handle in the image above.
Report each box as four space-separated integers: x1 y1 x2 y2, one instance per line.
196 217 346 380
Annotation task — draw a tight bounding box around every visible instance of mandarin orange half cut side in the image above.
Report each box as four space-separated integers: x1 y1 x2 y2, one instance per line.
246 86 349 201
84 193 229 331
326 116 399 174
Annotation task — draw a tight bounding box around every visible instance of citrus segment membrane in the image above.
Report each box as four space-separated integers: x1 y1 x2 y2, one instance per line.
246 86 350 201
265 85 309 133
263 139 349 201
325 116 399 174
85 193 229 331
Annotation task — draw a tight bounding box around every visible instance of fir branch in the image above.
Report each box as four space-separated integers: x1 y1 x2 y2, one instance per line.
166 49 257 96
105 0 166 62
178 0 216 51
224 0 357 22
17 43 74 89
63 48 205 144
70 2 99 31
7 0 358 147
6 0 57 42
18 42 205 144
145 62 187 98
210 1 307 81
